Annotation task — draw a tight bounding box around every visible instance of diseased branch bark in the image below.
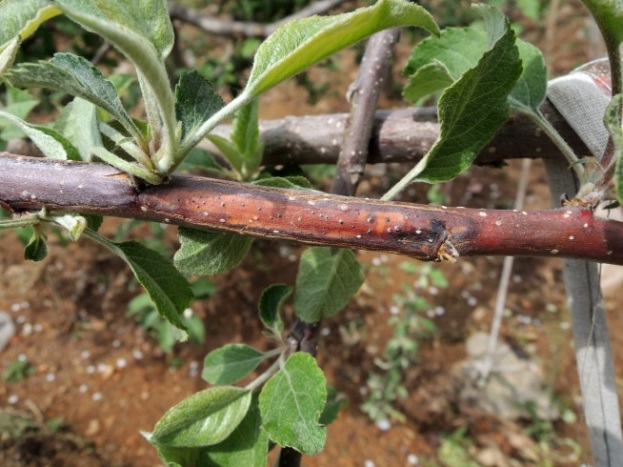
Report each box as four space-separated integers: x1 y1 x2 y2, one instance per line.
2 154 622 266
168 0 346 39
200 103 590 167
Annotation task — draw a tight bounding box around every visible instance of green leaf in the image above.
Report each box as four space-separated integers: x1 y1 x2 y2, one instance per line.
149 386 252 448
606 94 623 203
54 97 103 161
24 228 47 261
259 284 291 334
157 446 199 467
0 86 40 141
0 110 80 160
85 215 103 232
385 6 522 196
202 344 267 385
87 232 192 330
580 0 623 45
403 61 455 104
294 247 364 322
415 7 521 182
0 0 60 52
508 39 547 114
206 134 245 174
319 385 347 426
200 393 268 467
259 352 327 454
244 0 438 98
174 228 253 276
403 24 487 103
4 53 140 140
175 71 225 141
403 20 546 115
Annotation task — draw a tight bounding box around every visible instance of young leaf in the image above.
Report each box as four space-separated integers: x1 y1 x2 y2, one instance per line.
0 35 19 76
294 247 364 322
0 0 61 53
384 6 522 197
4 53 141 140
580 0 623 46
175 71 225 141
243 0 439 98
87 232 192 330
24 228 47 262
148 386 252 448
259 284 291 334
0 110 80 160
232 100 260 158
403 21 546 115
605 94 623 203
202 344 267 385
259 352 327 454
53 0 176 165
231 100 263 177
54 0 174 59
54 97 103 162
174 228 253 276
403 24 487 103
199 393 268 467
44 213 87 241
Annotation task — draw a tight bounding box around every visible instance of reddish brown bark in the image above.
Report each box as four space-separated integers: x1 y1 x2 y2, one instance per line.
2 154 621 265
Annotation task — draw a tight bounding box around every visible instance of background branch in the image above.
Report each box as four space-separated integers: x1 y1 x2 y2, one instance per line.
168 0 346 39
199 103 590 167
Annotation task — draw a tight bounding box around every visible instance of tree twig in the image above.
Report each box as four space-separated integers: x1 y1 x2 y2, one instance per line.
279 29 401 467
168 0 347 39
331 29 400 195
1 154 622 265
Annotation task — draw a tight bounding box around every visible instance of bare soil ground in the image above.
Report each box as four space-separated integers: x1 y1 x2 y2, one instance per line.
2 2 621 466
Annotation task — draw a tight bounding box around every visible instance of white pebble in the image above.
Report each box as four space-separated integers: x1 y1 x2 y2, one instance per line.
92 392 103 401
8 394 19 404
407 454 419 465
376 419 391 431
